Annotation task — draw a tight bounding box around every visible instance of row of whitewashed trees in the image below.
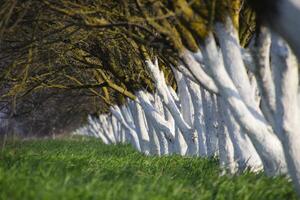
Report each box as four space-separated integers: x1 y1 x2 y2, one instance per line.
74 19 300 193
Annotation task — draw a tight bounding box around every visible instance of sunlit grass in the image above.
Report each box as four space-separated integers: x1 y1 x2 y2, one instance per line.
0 137 297 200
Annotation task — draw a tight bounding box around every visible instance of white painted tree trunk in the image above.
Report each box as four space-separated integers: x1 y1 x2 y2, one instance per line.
208 20 263 168
166 86 187 155
146 59 197 156
268 0 300 59
88 116 110 143
201 89 218 157
180 50 219 93
203 32 287 175
146 114 161 156
128 100 150 155
110 105 141 151
163 103 175 154
222 101 263 172
271 34 300 194
172 66 198 156
103 115 117 144
173 68 194 127
98 115 115 144
153 92 170 155
111 115 120 143
120 125 126 143
254 26 277 127
136 91 174 141
217 97 236 174
186 79 207 157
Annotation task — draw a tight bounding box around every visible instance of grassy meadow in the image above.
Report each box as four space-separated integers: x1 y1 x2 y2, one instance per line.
0 137 297 200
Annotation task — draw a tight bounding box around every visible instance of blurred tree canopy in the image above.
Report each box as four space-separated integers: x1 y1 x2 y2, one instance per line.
0 0 256 135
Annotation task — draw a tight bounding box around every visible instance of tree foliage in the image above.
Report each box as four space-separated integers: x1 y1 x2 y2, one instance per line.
0 0 256 135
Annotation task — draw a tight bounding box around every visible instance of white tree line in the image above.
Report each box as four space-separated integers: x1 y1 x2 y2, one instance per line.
73 18 300 194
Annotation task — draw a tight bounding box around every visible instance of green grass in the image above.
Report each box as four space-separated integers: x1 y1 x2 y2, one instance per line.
0 137 297 200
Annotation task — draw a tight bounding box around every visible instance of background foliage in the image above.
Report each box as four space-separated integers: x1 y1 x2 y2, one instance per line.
0 0 256 136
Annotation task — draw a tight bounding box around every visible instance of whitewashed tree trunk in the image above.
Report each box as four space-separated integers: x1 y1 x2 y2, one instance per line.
116 120 123 143
154 92 170 155
271 34 300 194
167 85 180 107
172 66 199 156
111 115 120 143
146 60 197 156
201 89 218 157
180 50 219 93
211 95 220 157
146 115 161 156
129 100 150 155
111 105 141 151
173 69 194 127
203 32 287 175
103 115 117 144
217 98 236 174
215 19 270 172
186 79 207 157
99 115 115 144
267 0 300 59
253 26 277 127
120 105 136 132
120 125 127 144
163 103 175 154
222 102 263 172
166 86 187 155
95 119 110 143
136 91 174 141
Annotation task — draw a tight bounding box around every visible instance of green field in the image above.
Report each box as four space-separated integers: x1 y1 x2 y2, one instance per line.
0 138 297 200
